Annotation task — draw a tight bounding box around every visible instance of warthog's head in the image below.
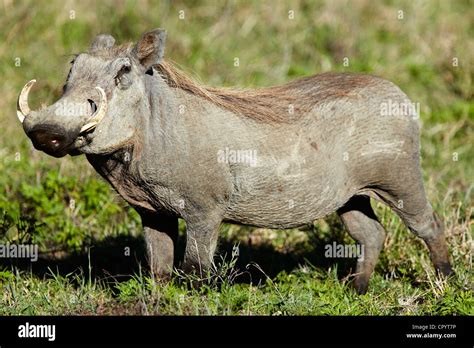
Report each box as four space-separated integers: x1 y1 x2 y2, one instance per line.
17 29 166 157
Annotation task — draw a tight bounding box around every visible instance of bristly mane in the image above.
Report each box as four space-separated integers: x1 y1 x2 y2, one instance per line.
154 60 375 124
92 44 375 124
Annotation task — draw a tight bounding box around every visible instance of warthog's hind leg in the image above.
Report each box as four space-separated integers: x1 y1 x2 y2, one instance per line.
396 204 454 278
337 195 386 294
372 168 454 279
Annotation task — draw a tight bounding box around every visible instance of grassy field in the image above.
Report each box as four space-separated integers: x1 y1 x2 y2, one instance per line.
0 0 472 315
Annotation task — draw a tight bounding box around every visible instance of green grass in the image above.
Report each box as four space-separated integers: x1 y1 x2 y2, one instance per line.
0 0 472 315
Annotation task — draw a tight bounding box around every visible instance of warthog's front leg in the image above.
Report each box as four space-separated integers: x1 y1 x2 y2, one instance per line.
141 213 178 280
182 212 223 276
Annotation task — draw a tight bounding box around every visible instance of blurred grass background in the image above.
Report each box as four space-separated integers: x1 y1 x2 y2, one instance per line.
0 0 472 314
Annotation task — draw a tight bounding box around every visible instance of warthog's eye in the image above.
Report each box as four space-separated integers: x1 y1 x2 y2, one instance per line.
115 63 132 89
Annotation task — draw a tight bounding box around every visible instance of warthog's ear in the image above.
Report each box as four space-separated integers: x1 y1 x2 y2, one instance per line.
133 28 166 71
90 34 116 51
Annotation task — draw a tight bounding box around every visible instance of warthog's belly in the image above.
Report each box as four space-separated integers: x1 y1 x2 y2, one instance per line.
223 150 355 229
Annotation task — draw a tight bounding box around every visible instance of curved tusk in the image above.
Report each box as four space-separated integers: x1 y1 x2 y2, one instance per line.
16 79 36 123
80 86 108 133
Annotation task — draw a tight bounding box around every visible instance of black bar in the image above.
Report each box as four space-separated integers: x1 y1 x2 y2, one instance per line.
0 315 471 346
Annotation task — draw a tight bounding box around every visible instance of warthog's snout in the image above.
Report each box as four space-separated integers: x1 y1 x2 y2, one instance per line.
17 80 108 157
27 124 74 157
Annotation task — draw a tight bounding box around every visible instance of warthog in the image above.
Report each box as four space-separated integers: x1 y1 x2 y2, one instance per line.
17 29 453 293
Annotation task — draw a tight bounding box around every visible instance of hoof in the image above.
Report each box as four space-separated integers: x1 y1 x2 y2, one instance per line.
436 262 455 277
352 278 369 295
